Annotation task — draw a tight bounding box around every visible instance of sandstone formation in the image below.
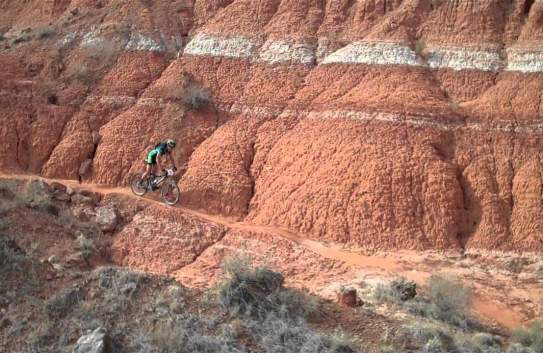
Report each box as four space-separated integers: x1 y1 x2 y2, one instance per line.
1 0 543 251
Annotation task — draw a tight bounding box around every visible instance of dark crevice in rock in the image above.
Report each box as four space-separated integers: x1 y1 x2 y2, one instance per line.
524 0 535 15
456 172 476 249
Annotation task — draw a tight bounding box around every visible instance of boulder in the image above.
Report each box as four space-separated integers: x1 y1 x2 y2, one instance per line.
50 182 67 193
73 327 107 353
93 206 118 232
72 205 96 222
79 190 102 204
53 191 72 202
71 194 96 206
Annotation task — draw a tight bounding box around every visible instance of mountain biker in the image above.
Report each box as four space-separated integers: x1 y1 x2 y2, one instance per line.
140 139 178 188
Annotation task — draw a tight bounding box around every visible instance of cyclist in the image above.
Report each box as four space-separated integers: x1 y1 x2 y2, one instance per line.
140 139 178 189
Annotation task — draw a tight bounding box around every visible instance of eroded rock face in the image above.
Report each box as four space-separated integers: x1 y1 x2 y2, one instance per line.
1 0 543 251
111 205 226 274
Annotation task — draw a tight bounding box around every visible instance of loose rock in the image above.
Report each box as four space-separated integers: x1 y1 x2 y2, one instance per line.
93 206 118 232
337 286 362 307
73 327 107 353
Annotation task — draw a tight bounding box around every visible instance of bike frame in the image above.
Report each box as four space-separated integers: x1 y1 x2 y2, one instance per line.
151 174 167 187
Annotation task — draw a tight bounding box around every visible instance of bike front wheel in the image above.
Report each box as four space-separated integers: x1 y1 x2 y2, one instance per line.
160 179 180 205
130 173 147 196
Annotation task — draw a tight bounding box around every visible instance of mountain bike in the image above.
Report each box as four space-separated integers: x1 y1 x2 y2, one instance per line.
130 168 180 206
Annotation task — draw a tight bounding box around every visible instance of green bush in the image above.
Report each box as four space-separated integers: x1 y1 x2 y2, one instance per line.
217 256 321 321
374 277 417 303
36 27 55 40
415 275 472 328
254 314 356 353
12 32 30 44
512 321 543 353
403 322 455 353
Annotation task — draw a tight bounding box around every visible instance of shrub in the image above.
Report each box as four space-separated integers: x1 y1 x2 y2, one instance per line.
375 277 417 303
512 321 543 353
403 322 454 353
375 275 473 328
36 27 55 40
12 32 30 44
17 180 58 215
218 256 283 316
217 256 320 320
507 343 536 353
46 287 80 318
0 238 23 266
255 314 356 353
0 217 10 232
415 39 426 57
452 332 503 353
449 100 460 112
75 233 95 260
184 84 212 111
419 275 472 328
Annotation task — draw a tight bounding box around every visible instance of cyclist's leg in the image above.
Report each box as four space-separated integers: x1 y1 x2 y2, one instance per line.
141 163 152 181
141 150 157 181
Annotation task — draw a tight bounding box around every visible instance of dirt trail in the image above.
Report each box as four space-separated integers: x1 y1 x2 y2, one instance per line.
0 173 530 329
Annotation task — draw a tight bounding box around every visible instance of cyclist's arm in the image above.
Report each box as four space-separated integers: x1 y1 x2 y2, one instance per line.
156 153 164 173
168 153 177 170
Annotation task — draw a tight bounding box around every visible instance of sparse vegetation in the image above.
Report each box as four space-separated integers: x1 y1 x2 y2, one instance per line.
35 26 56 40
75 232 95 261
409 275 472 328
375 277 417 303
449 99 460 112
184 84 212 111
12 31 31 44
505 258 529 274
0 217 10 232
0 238 23 266
375 275 473 329
415 39 427 57
46 287 81 319
511 321 543 353
217 256 320 320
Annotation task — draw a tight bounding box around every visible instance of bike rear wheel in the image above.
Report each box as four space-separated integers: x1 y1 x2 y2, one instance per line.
160 179 180 205
130 173 147 196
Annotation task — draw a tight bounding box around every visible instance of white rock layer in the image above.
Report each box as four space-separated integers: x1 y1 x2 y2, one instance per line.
125 33 164 52
322 41 424 66
257 40 315 64
506 49 543 73
183 33 256 58
425 46 504 72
